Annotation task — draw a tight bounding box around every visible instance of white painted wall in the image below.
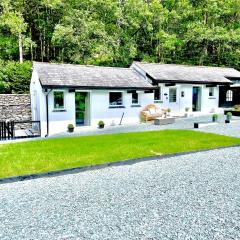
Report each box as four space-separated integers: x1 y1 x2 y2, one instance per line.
154 84 221 115
30 67 222 137
90 90 153 126
30 70 47 137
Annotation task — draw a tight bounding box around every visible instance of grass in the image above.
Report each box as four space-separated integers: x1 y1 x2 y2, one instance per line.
0 130 240 179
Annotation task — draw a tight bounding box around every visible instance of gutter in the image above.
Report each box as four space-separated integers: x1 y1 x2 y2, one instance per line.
45 89 52 137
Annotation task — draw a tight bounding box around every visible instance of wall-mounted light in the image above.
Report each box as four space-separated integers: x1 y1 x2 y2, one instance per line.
181 91 185 97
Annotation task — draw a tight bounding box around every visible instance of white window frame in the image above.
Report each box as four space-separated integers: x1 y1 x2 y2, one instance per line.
154 86 162 103
109 91 124 107
53 90 66 110
226 90 233 102
169 88 177 103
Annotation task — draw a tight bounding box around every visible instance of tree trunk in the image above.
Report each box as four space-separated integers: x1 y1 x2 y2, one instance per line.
19 32 23 63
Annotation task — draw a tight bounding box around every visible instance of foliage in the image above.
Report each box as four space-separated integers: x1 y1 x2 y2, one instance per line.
98 120 105 126
67 124 74 129
1 130 240 178
0 0 239 93
0 61 32 93
185 107 190 112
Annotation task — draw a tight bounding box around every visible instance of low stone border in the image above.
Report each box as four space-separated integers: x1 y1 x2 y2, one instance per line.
194 121 218 128
0 145 240 185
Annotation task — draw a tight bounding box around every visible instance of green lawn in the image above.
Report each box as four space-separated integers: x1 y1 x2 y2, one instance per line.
0 130 240 179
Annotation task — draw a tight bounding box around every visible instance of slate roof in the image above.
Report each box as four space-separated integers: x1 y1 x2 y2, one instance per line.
33 62 154 89
133 62 240 84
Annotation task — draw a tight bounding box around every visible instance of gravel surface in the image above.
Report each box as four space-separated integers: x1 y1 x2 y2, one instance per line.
1 147 240 240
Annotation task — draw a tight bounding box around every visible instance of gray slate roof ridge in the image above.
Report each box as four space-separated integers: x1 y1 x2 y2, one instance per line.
132 61 237 71
33 61 133 71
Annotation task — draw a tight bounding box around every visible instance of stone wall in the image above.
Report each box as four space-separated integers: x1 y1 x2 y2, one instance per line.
0 94 31 121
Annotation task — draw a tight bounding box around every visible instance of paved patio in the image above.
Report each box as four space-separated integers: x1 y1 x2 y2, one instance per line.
52 114 240 139
1 114 239 144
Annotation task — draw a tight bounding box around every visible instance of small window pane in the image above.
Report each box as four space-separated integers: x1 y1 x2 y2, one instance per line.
154 87 161 101
209 87 214 97
109 92 123 106
132 92 139 104
54 91 64 109
226 90 233 102
169 88 177 103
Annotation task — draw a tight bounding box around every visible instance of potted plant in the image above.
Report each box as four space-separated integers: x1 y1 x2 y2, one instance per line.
184 107 190 117
212 114 218 122
167 108 171 116
225 112 232 123
98 120 105 129
67 124 74 133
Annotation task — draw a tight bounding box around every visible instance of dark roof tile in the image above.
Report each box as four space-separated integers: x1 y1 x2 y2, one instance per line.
33 62 154 89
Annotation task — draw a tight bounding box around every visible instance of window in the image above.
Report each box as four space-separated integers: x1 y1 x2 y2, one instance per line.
109 92 123 106
132 92 139 105
226 90 233 102
154 87 162 102
33 90 37 110
169 88 177 103
209 87 214 97
53 91 65 110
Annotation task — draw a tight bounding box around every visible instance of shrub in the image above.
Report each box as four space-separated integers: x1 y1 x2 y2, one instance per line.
98 120 104 126
0 61 32 93
167 108 171 113
185 107 190 112
212 114 218 121
67 124 74 129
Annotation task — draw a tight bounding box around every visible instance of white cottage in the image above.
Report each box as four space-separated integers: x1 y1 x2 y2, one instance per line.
30 61 237 137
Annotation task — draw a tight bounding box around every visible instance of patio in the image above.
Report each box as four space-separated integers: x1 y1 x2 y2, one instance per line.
51 114 240 139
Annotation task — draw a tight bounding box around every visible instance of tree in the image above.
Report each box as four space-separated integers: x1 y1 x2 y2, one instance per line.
0 1 28 63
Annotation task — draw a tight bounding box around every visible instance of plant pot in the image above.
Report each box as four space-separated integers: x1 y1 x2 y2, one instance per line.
99 124 104 129
212 117 217 122
68 128 74 133
225 119 230 124
226 116 232 121
184 113 189 118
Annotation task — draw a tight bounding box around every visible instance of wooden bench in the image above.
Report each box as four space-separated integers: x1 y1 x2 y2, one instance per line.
140 104 163 122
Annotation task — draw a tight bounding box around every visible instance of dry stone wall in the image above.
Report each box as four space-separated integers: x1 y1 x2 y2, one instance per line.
0 94 31 121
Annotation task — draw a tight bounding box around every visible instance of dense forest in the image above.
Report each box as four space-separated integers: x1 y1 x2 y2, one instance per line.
0 0 239 93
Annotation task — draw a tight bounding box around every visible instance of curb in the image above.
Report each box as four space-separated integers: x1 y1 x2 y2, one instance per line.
0 145 240 185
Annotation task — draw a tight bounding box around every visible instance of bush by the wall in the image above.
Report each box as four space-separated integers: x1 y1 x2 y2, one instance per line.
0 61 32 94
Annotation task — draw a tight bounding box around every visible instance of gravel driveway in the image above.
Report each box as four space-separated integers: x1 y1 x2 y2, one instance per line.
1 147 240 240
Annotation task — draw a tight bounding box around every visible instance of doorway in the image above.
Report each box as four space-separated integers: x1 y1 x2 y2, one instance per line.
75 92 89 126
192 87 201 112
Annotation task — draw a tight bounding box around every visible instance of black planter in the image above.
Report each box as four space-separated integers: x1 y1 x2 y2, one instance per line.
68 128 74 133
212 118 217 122
99 124 104 129
225 119 230 124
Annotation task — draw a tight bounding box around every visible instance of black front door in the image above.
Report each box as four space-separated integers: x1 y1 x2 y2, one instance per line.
75 92 87 125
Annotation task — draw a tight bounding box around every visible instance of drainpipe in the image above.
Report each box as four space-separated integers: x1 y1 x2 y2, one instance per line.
45 89 52 137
